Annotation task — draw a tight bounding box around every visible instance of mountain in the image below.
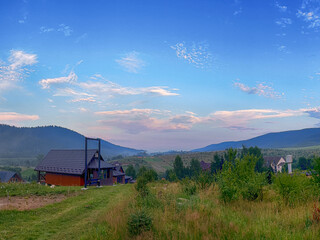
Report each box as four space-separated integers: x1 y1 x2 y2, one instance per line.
192 128 320 152
0 124 144 158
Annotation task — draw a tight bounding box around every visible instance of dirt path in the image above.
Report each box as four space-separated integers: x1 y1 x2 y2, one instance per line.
0 194 67 210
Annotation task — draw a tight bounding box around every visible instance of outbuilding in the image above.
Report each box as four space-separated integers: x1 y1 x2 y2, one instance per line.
0 171 23 183
35 149 114 186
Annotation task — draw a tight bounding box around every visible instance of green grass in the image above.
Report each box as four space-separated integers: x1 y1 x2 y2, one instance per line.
0 183 81 197
2 180 320 239
0 184 134 240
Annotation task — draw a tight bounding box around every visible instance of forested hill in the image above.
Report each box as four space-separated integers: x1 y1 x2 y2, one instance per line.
0 125 143 158
192 128 320 152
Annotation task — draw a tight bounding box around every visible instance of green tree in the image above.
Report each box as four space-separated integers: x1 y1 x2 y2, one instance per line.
165 169 178 182
137 166 147 178
211 153 224 174
190 158 201 177
241 146 265 172
224 148 237 165
298 157 312 170
173 155 184 179
125 165 136 179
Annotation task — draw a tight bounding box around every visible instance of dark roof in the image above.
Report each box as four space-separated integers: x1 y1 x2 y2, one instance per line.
113 170 125 177
200 161 211 171
0 171 17 183
88 159 114 169
35 149 113 175
264 156 284 166
112 162 124 172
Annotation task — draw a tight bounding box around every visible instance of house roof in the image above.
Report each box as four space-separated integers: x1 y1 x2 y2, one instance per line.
112 161 124 172
264 156 285 167
0 170 17 183
88 158 114 169
113 170 125 177
200 161 211 171
35 149 113 175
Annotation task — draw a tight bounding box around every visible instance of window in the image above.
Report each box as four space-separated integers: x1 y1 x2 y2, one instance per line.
107 169 110 178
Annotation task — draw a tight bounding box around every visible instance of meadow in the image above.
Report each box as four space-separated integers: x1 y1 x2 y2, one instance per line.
1 176 320 239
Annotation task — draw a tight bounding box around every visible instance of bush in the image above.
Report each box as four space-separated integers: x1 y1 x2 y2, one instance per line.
274 173 316 206
197 172 212 190
181 178 197 196
136 176 149 197
218 155 265 203
127 209 153 236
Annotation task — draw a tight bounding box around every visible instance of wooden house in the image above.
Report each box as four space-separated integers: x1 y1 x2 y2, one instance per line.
112 162 125 184
0 171 23 183
35 149 114 186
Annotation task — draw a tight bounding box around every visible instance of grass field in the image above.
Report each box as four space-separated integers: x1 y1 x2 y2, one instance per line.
1 181 320 239
0 184 134 240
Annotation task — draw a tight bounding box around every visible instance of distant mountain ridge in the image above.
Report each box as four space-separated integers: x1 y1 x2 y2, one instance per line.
0 124 143 158
192 128 320 152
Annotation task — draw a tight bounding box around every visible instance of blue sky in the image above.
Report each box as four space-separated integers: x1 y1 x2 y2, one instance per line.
1 0 320 151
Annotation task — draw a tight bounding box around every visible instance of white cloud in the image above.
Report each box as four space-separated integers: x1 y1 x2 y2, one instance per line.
69 97 96 103
275 18 292 27
234 81 284 99
40 26 54 33
9 50 37 70
79 81 179 97
57 24 73 36
116 51 145 73
297 0 320 30
40 72 179 103
0 112 39 121
40 24 73 36
39 71 78 89
0 50 37 93
171 42 213 69
94 107 314 134
275 2 287 12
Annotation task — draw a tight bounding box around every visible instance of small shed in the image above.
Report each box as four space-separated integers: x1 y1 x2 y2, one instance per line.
112 162 125 184
35 149 114 186
0 171 23 183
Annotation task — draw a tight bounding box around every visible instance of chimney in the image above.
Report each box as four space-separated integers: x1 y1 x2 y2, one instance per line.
286 155 293 174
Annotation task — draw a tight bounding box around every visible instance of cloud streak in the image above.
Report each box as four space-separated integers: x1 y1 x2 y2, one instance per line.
234 81 284 99
94 107 313 134
39 71 78 89
0 112 39 121
116 51 145 73
39 72 179 102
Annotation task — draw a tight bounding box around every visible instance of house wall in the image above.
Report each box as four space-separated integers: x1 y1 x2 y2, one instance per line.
113 175 125 184
45 172 84 186
88 169 113 186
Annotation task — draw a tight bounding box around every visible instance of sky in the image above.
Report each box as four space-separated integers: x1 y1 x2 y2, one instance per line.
1 0 320 152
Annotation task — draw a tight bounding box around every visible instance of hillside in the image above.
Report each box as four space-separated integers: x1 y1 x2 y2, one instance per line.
0 124 143 158
192 128 320 152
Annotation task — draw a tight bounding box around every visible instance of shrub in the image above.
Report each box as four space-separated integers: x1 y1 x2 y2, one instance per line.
274 173 316 206
136 176 149 197
197 172 212 190
181 178 197 196
218 155 265 203
127 209 153 236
